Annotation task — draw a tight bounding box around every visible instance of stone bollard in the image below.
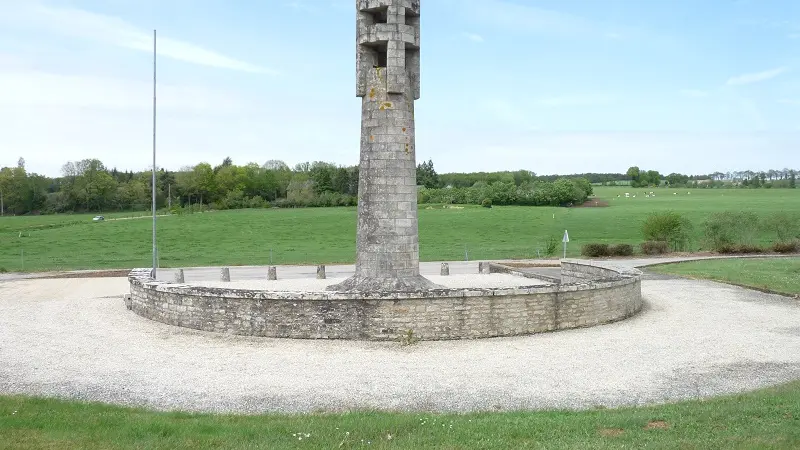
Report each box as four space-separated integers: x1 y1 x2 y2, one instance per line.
440 263 450 276
268 266 278 281
479 262 491 274
220 267 231 282
317 265 326 279
174 269 185 283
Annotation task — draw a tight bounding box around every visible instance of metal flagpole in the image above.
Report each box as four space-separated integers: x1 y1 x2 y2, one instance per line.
151 29 158 276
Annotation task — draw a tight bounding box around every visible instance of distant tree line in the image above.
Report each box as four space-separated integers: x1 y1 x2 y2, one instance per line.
0 157 796 216
419 178 594 207
622 166 797 189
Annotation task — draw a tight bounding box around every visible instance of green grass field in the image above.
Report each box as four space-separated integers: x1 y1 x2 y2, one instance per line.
0 187 798 272
651 257 800 296
2 380 799 449
3 199 800 448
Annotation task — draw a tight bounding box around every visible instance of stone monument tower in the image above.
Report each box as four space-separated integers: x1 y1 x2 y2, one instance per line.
329 0 440 292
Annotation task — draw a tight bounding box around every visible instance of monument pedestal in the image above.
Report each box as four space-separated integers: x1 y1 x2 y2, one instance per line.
328 274 441 293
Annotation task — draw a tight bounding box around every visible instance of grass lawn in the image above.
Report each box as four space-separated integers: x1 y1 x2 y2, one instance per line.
0 187 798 272
0 211 152 234
651 257 800 296
1 381 799 449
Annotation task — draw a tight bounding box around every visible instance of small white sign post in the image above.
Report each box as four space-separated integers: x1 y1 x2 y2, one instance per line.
562 230 570 259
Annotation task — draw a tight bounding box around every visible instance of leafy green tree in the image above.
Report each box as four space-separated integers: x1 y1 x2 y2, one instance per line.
626 166 641 186
571 177 593 198
58 159 114 211
666 173 689 187
0 166 29 214
213 156 233 174
215 165 246 196
192 163 216 204
293 162 311 173
286 179 315 204
85 171 117 211
309 161 337 194
642 170 662 187
263 160 292 199
116 179 149 211
331 167 357 196
512 170 535 186
416 159 439 188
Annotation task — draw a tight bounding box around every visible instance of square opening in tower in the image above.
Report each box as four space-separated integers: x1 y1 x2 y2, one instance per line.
405 8 419 26
363 42 388 68
364 6 388 24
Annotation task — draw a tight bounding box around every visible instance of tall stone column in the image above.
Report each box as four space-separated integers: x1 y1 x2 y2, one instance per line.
329 0 440 292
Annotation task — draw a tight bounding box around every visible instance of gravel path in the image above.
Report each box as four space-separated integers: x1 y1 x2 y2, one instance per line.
1 272 799 414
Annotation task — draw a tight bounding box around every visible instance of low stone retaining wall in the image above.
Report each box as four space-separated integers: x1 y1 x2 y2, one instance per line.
487 262 561 284
560 259 643 284
127 261 642 341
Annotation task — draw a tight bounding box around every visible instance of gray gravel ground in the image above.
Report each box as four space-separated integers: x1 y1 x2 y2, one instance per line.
1 273 800 414
153 261 529 283
194 274 549 291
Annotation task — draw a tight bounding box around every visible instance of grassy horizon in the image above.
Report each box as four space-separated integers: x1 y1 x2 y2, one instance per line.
1 187 798 272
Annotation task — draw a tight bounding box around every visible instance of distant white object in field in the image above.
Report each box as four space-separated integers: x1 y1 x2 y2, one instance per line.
625 193 630 198
688 192 691 195
633 195 636 198
674 192 677 195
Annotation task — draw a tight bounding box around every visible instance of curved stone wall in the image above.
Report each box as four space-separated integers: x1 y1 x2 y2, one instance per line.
126 260 642 341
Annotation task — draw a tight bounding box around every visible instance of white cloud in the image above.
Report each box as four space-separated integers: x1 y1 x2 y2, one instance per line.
484 94 613 125
0 98 356 177
680 89 709 98
419 129 800 175
462 0 597 36
0 68 354 177
0 2 277 74
483 98 526 124
0 69 248 113
0 53 28 70
286 1 320 13
462 32 485 43
536 94 614 107
459 0 652 42
726 67 788 86
0 67 283 176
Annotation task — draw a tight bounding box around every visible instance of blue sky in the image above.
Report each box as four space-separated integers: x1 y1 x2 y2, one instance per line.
0 0 798 177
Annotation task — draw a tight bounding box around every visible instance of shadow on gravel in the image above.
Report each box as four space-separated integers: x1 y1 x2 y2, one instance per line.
657 360 800 402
